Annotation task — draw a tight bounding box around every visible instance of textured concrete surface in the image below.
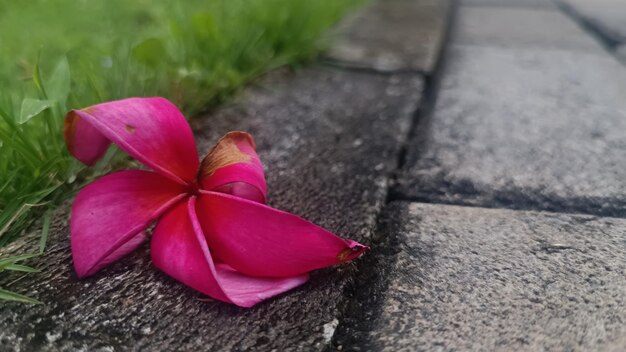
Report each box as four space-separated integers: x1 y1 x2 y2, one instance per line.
395 4 626 217
561 0 626 45
334 202 626 351
0 67 422 352
617 44 626 61
326 0 451 73
452 6 603 51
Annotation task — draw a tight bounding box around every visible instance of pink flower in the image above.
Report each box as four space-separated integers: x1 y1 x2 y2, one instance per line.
65 97 368 307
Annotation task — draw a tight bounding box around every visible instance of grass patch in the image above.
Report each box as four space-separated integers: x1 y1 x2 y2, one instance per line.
0 0 362 300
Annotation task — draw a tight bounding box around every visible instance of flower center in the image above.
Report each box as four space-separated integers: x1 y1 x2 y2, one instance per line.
185 181 201 196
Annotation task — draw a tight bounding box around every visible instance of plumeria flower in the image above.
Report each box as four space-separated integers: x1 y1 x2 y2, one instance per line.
64 97 368 307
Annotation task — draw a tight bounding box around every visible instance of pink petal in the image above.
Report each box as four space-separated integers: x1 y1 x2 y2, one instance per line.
195 191 369 278
151 198 308 307
65 97 199 184
71 170 187 278
63 116 110 166
198 131 266 203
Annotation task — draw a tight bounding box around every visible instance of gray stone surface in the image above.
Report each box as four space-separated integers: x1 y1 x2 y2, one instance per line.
394 42 626 216
452 6 603 51
334 202 626 351
461 0 555 8
618 44 626 61
561 0 626 45
0 67 423 351
326 0 451 73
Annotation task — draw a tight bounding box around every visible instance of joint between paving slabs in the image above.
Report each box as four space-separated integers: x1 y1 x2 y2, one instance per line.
326 2 460 350
553 0 622 51
385 0 460 205
385 193 626 220
327 202 413 352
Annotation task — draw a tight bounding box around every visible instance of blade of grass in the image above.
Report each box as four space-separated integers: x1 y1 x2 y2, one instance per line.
0 254 39 269
2 264 40 273
39 211 52 254
0 201 50 241
0 287 41 304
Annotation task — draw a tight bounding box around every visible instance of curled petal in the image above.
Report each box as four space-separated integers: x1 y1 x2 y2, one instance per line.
71 170 187 278
195 191 369 278
63 115 110 166
151 198 308 307
65 97 199 184
198 131 266 203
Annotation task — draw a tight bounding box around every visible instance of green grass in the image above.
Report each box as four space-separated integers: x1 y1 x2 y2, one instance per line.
0 0 363 301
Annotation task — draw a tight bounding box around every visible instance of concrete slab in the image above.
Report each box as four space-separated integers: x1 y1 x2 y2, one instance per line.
395 45 626 217
0 67 423 351
326 0 451 73
334 202 626 351
452 6 604 51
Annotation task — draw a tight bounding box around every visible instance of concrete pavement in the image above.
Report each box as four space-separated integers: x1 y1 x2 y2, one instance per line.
2 0 626 351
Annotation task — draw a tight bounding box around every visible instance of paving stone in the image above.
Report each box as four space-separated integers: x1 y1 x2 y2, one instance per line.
452 6 603 51
0 67 423 352
395 44 626 217
334 202 626 351
561 0 626 45
460 0 555 8
326 0 451 73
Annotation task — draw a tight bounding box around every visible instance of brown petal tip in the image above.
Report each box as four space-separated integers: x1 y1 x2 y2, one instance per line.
199 131 255 178
336 244 368 262
63 111 80 153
